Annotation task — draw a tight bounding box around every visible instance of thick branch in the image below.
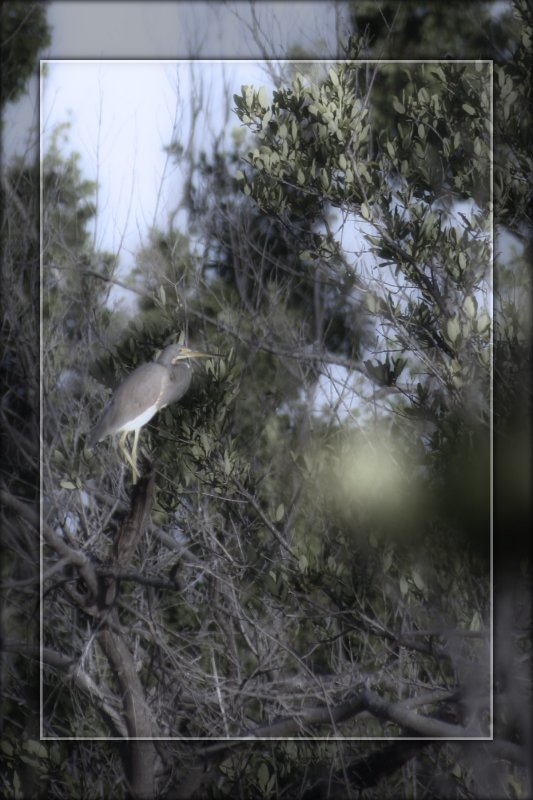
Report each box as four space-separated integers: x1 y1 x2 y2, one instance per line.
97 629 155 799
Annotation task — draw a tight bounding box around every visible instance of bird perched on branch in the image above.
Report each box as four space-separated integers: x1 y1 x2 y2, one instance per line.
86 343 218 482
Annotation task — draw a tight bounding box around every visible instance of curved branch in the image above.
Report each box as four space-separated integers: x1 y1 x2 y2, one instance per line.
5 641 127 736
97 629 156 799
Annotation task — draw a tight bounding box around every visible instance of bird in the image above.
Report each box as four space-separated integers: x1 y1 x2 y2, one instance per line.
86 343 218 482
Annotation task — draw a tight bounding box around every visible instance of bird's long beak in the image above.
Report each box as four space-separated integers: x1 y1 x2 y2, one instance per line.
171 348 222 363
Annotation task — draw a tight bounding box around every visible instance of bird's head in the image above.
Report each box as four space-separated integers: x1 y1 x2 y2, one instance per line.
157 343 220 367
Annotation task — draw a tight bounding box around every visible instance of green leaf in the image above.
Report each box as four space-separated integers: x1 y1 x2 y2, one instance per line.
392 98 405 114
243 85 254 109
60 480 76 490
223 450 232 475
469 610 482 631
411 568 425 591
463 295 477 319
329 67 339 86
258 762 270 791
446 317 461 344
0 740 13 756
365 294 378 313
393 357 407 379
427 65 446 83
462 103 476 115
257 86 269 111
477 313 491 334
261 109 272 129
20 755 40 767
23 740 48 758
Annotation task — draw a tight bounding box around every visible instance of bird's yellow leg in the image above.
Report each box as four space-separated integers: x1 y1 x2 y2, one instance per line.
119 430 139 483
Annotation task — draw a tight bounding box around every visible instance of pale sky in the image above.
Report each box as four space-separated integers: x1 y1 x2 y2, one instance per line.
6 2 348 307
41 59 269 280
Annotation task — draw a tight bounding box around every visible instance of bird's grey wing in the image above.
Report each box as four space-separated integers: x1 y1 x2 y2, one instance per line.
158 363 193 409
86 363 168 445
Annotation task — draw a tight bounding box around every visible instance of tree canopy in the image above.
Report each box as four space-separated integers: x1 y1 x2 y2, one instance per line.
0 2 50 112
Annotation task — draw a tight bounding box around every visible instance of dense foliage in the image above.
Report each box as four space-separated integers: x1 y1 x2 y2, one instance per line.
1 2 530 798
0 2 50 111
